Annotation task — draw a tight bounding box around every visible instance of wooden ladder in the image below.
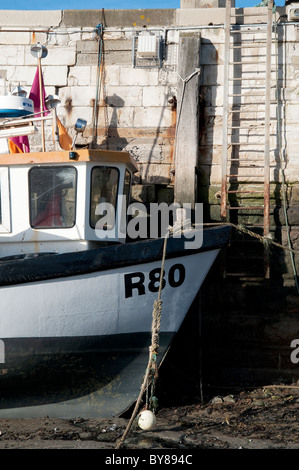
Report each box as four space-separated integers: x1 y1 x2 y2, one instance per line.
220 0 275 279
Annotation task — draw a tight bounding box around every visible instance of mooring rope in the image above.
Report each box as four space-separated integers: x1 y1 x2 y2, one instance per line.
115 235 168 449
202 222 299 256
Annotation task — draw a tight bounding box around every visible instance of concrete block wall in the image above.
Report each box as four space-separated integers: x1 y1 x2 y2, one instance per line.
0 7 298 248
0 9 183 203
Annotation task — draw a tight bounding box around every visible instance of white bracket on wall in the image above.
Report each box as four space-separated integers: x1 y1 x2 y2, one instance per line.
287 3 299 21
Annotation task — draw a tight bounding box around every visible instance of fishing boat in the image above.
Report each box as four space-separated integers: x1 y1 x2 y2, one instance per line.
0 90 231 419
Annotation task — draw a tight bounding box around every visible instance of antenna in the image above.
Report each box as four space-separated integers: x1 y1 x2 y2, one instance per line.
30 42 48 151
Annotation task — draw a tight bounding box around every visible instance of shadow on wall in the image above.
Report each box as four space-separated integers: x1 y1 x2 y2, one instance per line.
107 88 176 188
91 94 129 151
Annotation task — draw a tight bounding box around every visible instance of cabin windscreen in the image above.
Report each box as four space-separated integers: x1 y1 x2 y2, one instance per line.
90 166 119 230
29 166 77 229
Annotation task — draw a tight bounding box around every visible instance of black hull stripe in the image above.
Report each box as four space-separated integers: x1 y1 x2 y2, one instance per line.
0 226 230 286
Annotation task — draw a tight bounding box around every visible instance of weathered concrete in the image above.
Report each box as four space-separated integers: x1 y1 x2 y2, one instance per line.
61 9 177 28
0 10 62 27
174 32 201 208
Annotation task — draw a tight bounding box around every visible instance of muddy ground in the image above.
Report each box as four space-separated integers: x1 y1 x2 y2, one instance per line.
0 383 298 451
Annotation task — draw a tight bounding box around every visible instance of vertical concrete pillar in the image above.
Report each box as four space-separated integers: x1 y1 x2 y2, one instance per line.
174 32 201 209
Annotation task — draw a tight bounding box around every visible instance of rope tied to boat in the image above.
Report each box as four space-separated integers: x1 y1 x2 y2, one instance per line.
146 298 162 412
115 236 168 449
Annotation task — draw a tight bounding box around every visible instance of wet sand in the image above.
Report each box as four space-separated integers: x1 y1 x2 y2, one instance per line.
0 384 298 450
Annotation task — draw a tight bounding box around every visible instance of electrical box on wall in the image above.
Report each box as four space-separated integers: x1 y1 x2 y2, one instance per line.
132 31 163 68
137 34 157 59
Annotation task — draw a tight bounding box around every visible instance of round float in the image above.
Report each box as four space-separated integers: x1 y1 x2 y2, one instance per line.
138 410 157 430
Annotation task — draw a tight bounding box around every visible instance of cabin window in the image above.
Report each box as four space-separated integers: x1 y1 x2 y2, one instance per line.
90 166 119 230
29 166 77 229
0 167 11 233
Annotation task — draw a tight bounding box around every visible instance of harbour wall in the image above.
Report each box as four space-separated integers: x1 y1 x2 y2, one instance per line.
0 5 298 394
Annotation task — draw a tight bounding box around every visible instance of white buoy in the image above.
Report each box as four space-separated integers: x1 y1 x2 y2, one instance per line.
138 410 157 431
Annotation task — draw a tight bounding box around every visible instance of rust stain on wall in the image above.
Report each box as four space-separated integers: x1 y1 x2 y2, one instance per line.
65 97 73 115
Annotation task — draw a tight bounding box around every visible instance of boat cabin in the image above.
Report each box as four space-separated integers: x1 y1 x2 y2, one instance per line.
0 149 138 259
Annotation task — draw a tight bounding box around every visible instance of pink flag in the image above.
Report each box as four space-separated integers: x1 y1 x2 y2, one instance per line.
9 66 49 154
29 67 50 118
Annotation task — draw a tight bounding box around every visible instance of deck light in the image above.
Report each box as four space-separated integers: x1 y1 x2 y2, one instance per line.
11 86 27 97
30 43 48 59
71 118 87 149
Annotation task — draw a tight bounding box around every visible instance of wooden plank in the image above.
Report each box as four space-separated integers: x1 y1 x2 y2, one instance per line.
174 32 201 210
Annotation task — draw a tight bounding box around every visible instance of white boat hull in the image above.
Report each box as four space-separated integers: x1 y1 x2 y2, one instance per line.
1 251 218 338
0 249 219 418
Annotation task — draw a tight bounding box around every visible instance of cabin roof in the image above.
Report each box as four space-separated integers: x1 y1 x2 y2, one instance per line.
0 148 139 173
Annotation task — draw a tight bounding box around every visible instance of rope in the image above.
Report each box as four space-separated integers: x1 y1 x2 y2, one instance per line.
177 68 201 85
91 13 109 149
202 222 299 256
91 23 103 148
115 235 168 449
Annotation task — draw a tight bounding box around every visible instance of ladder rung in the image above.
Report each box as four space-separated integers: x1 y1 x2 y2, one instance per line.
229 109 269 113
227 191 264 194
229 61 266 65
229 103 268 107
228 93 266 97
228 125 264 129
228 86 266 89
230 130 276 133
229 169 265 171
228 159 265 163
234 38 268 42
228 156 265 159
228 78 266 82
229 142 265 146
227 206 264 211
227 175 265 178
231 44 267 48
227 206 265 210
